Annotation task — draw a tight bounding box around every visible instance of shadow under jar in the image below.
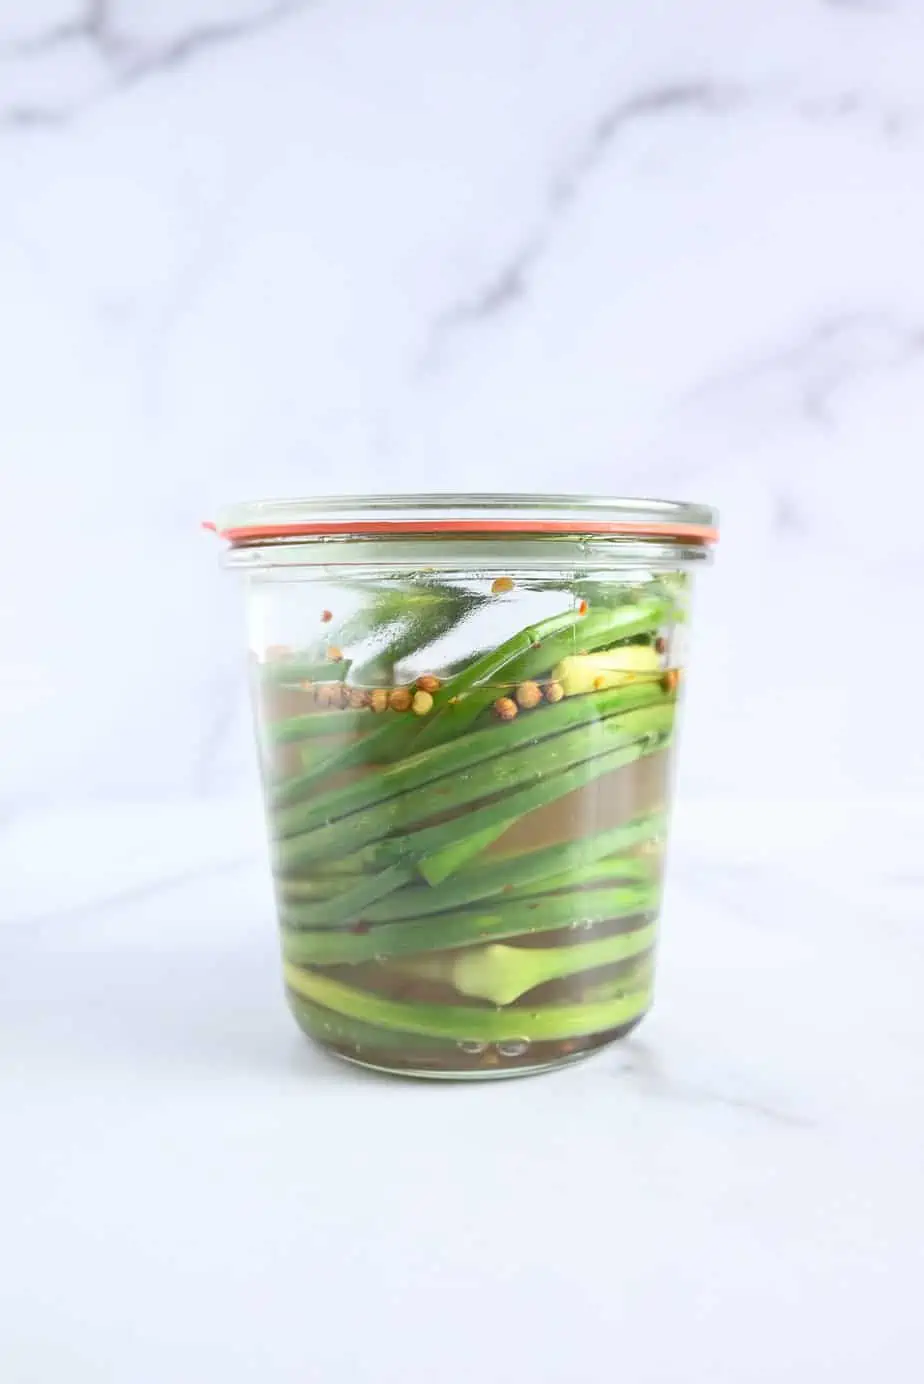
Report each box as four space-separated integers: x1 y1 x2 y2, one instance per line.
216 494 717 1079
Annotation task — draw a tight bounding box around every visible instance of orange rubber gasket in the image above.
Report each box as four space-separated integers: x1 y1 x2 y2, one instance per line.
210 519 718 544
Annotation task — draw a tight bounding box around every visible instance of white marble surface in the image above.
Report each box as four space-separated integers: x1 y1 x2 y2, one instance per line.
2 792 924 1381
1 0 923 804
2 1 923 1377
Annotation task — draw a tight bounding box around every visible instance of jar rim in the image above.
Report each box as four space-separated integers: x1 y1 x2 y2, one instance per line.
208 493 718 546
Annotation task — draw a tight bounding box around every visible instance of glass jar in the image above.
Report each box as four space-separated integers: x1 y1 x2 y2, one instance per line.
216 494 718 1079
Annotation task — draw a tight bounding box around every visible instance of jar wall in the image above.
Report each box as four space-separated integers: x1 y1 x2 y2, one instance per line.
242 553 693 1078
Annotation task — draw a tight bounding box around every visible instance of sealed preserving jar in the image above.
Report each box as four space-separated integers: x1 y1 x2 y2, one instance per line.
215 494 718 1079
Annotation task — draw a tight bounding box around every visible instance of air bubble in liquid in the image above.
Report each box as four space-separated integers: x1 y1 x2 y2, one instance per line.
497 1038 530 1058
457 1039 488 1055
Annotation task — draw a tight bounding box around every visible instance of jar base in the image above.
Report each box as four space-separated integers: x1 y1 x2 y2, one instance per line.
328 1044 599 1081
302 1014 646 1081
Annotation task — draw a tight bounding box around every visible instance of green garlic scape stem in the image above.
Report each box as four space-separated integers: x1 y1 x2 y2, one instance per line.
302 811 665 924
265 586 682 1069
498 853 655 899
412 714 674 884
398 923 657 1005
273 698 673 876
269 607 581 805
287 957 654 1056
283 964 653 1043
269 594 668 804
271 672 666 835
279 853 655 928
407 594 670 752
269 708 397 746
280 883 657 965
278 878 343 904
286 994 458 1057
273 678 665 838
287 863 416 925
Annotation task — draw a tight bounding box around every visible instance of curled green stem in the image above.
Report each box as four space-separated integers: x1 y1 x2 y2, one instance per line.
273 678 665 837
358 812 663 921
285 811 662 925
283 964 653 1043
269 594 669 804
269 708 397 746
281 883 657 964
412 594 670 752
273 700 673 876
399 923 657 1005
412 717 673 884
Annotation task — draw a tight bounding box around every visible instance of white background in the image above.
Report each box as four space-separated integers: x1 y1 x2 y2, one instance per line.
2 4 923 1382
